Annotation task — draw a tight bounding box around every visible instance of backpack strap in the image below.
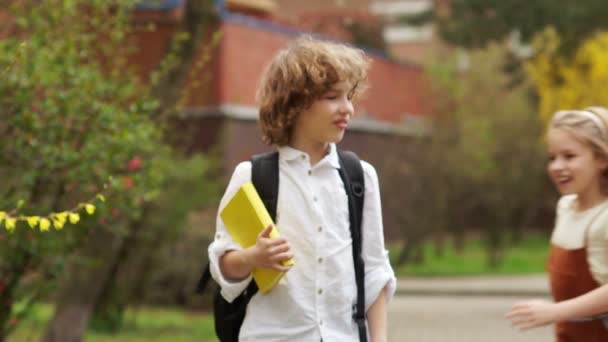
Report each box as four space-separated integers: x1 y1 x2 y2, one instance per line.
337 150 367 342
237 151 280 299
251 151 279 221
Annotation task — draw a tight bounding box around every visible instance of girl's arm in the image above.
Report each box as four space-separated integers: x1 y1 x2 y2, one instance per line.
507 283 608 329
367 286 388 342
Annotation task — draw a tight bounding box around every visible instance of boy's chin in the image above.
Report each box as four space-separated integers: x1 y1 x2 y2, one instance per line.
328 133 345 143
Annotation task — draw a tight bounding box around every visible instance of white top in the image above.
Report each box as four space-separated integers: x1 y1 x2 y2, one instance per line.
208 143 396 342
551 195 608 284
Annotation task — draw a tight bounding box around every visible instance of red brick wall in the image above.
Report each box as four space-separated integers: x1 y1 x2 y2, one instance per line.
273 0 372 21
216 22 289 105
218 20 430 119
128 10 222 107
126 10 431 118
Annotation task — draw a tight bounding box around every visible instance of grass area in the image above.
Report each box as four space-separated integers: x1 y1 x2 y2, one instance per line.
9 304 217 342
390 233 550 277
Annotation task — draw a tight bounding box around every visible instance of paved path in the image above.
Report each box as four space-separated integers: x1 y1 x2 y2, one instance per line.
388 295 553 342
388 275 553 341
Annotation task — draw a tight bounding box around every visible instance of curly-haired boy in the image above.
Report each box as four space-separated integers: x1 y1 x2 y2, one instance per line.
208 36 396 342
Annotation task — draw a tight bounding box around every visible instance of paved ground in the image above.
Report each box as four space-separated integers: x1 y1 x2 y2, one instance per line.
388 295 553 342
388 274 554 341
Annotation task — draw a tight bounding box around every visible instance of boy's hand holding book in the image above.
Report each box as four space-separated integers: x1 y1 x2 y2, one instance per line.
248 225 293 272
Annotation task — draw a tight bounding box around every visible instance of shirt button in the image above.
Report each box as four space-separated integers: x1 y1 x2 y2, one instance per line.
318 288 323 295
320 320 323 326
308 170 312 176
215 233 221 240
313 196 318 202
317 226 322 232
301 155 306 160
318 257 323 263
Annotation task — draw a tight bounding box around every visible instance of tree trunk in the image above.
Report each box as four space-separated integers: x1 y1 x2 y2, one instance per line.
432 232 445 258
150 0 217 121
0 256 29 342
90 207 150 332
41 225 126 342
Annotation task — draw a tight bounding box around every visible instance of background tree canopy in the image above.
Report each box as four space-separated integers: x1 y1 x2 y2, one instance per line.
432 0 608 55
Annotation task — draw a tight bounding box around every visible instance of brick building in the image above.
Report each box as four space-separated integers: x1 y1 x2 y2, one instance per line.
131 0 433 238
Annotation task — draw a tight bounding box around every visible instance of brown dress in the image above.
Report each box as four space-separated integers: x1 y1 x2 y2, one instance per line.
548 243 608 342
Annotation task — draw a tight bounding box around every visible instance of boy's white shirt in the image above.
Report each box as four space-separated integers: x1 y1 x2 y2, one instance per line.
208 143 396 342
552 194 608 285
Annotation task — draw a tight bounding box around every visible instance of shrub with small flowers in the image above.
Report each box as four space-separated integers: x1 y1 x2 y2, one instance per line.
0 0 175 338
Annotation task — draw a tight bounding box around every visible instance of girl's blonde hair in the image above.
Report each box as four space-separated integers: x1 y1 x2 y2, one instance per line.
256 36 371 146
550 106 608 191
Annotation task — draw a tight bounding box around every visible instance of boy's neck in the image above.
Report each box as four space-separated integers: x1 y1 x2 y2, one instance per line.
289 140 330 166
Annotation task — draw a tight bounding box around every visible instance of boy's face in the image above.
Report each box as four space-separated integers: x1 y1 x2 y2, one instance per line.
291 81 354 149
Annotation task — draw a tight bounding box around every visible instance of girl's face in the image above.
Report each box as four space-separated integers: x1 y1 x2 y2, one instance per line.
546 127 608 198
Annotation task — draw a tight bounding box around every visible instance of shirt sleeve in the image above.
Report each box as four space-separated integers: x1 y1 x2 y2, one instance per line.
208 161 254 303
360 161 396 311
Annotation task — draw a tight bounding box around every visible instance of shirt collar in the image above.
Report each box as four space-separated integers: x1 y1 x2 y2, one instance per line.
278 143 340 169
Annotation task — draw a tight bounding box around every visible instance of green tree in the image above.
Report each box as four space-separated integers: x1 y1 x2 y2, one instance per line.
385 45 546 268
40 0 219 341
0 0 169 339
0 0 218 340
430 0 608 55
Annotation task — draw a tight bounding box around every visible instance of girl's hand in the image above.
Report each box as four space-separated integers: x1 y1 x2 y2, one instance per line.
249 225 293 272
506 299 559 330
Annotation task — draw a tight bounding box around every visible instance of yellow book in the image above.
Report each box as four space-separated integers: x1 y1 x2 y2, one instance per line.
220 182 294 293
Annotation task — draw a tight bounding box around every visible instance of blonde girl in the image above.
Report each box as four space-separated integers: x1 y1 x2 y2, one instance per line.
506 107 608 341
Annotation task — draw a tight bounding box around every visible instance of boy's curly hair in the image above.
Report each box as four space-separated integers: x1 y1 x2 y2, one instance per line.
256 36 371 146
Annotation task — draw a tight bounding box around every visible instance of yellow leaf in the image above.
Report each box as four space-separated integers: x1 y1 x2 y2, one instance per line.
68 213 80 224
39 218 51 231
0 211 6 221
53 219 64 230
97 194 106 202
27 216 40 228
85 204 95 215
5 218 16 231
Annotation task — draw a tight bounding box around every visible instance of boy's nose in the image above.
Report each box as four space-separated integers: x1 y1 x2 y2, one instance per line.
339 99 354 116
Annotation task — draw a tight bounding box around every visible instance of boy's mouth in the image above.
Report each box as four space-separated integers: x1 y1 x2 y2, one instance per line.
333 119 348 130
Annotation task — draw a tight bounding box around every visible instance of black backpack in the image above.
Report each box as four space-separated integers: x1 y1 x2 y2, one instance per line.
197 150 367 342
